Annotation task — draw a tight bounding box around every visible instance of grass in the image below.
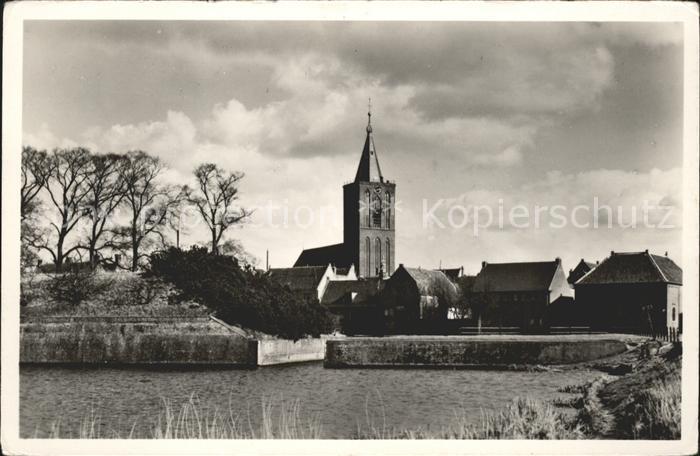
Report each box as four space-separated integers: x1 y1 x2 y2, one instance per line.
356 397 584 439
40 393 583 440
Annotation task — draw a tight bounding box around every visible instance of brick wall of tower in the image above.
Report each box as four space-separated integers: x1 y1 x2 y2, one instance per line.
344 181 395 278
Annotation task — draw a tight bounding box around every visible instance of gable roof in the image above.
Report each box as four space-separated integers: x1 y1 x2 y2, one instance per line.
576 251 682 286
268 265 329 292
354 113 384 183
472 260 561 293
293 243 351 268
321 278 384 306
567 259 596 284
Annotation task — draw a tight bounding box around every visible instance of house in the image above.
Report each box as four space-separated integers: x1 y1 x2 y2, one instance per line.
320 277 385 335
381 265 458 334
574 250 682 333
471 258 573 332
268 264 357 302
567 259 597 285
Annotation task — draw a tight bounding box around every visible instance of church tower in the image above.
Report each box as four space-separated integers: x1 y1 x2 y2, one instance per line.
343 107 396 278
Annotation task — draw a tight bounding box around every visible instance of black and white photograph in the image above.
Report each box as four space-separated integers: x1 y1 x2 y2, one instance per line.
2 2 698 455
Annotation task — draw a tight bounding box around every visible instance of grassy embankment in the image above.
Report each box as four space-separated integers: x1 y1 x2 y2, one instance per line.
21 271 208 319
39 342 681 439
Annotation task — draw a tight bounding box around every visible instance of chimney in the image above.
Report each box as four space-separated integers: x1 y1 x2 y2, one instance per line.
555 257 561 265
610 251 615 256
481 261 488 269
645 249 649 254
665 251 668 257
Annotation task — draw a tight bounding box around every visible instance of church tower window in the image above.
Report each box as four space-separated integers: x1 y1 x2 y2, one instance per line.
385 239 391 273
365 190 371 227
365 237 371 276
385 191 391 229
372 191 382 228
375 237 382 275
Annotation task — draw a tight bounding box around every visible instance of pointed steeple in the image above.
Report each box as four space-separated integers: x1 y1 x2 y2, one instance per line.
354 100 384 183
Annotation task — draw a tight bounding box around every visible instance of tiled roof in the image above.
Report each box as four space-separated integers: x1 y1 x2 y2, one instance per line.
472 261 560 293
268 266 328 292
293 243 351 268
576 251 682 285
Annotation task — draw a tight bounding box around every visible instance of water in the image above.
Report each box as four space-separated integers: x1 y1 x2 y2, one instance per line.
21 363 598 438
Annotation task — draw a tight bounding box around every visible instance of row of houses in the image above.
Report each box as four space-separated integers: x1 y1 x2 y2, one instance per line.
267 250 683 336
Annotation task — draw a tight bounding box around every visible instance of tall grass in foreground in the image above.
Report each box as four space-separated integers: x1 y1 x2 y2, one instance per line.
152 395 323 439
625 371 681 439
357 397 583 439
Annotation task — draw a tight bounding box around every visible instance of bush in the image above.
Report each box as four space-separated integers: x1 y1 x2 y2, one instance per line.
47 269 111 307
147 247 334 340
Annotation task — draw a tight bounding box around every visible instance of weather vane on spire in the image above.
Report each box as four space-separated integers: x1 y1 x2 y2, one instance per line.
366 97 373 133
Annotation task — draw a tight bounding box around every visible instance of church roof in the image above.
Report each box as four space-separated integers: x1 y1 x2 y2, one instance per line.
354 111 384 183
576 251 682 286
293 243 352 268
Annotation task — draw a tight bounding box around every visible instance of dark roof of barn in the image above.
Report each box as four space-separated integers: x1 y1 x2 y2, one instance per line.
576 251 682 285
293 243 351 268
321 278 383 306
472 261 560 293
268 266 328 292
401 267 458 298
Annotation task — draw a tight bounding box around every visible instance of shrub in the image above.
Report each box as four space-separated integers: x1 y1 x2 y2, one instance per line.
47 269 111 307
147 247 334 340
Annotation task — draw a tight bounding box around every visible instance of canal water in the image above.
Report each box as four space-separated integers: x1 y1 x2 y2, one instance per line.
21 363 598 438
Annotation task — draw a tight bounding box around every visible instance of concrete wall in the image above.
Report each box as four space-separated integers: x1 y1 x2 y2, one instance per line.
325 336 631 368
257 338 326 366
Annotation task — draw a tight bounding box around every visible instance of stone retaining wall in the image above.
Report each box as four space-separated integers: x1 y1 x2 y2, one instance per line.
20 321 330 366
325 335 633 368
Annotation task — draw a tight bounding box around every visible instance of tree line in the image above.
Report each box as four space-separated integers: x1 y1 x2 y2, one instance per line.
21 146 250 272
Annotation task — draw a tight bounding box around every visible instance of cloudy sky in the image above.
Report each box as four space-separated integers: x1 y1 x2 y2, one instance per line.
23 21 684 273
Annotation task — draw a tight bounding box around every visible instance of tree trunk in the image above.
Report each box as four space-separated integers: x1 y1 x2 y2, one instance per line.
211 229 218 255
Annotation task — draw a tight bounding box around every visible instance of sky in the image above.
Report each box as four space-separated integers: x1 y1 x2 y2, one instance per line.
22 21 684 273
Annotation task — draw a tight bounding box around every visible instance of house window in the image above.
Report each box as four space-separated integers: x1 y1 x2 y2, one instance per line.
365 237 371 277
672 307 676 322
375 237 382 275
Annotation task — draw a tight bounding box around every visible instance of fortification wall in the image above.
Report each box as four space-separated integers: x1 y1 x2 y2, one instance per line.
325 335 635 368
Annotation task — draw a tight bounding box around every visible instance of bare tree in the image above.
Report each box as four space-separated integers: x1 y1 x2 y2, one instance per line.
21 146 52 220
31 148 92 271
80 153 128 266
187 163 250 255
116 151 183 271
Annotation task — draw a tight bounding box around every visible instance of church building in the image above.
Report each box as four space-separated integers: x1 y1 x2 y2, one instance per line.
294 109 396 278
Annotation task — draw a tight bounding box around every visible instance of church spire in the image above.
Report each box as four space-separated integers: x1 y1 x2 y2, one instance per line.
354 99 384 183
